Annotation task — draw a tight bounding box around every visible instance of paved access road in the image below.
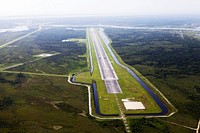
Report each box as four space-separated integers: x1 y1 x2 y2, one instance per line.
89 28 122 93
0 25 42 50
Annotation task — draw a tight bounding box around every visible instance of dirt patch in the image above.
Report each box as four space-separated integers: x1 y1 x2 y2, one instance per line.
78 110 87 117
53 125 63 130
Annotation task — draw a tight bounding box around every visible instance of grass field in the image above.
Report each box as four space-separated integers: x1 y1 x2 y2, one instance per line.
76 28 170 116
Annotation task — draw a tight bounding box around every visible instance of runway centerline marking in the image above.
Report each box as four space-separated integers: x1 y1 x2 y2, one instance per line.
90 28 122 93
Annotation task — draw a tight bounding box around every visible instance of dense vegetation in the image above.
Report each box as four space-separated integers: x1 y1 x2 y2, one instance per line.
107 29 200 76
129 118 169 133
1 27 87 74
0 73 125 132
105 28 200 132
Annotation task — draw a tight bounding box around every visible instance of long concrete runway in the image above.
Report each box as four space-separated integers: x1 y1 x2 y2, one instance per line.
89 28 122 93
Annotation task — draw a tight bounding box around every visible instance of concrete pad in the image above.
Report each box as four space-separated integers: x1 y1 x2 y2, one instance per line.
122 99 129 102
35 53 54 57
123 101 145 110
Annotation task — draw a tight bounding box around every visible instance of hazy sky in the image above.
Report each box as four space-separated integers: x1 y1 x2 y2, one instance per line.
0 0 200 17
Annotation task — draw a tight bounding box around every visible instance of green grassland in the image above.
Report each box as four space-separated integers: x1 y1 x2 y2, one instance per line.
104 28 200 131
0 73 124 132
76 29 165 115
98 31 163 114
81 30 120 115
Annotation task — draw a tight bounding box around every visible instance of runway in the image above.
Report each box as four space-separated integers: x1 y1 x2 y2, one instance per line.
90 28 122 93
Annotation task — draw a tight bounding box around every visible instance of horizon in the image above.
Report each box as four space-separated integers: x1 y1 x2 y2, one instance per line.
1 0 200 18
1 13 200 20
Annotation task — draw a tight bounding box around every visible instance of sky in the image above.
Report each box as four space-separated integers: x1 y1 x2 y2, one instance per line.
0 0 200 17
